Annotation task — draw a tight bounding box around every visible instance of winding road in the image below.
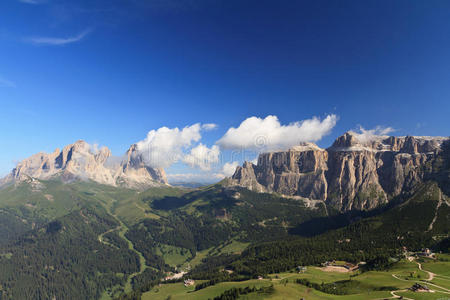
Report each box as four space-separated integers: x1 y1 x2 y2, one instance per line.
97 201 150 295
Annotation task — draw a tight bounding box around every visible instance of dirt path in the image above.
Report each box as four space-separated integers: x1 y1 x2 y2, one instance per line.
391 261 450 295
371 289 414 300
391 274 407 282
416 262 435 281
390 290 414 300
425 281 450 293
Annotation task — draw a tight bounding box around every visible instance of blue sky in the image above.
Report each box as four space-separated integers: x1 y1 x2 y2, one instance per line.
1 0 449 181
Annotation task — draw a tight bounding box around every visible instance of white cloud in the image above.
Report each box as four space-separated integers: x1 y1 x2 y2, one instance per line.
183 144 220 171
136 123 205 169
221 161 239 177
349 125 395 143
27 29 91 46
202 123 217 131
217 114 338 151
0 77 16 88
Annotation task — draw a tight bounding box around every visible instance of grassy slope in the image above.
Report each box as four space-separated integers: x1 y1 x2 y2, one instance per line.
422 255 450 277
143 258 450 300
143 279 392 300
0 179 138 222
1 177 449 299
0 179 185 225
155 244 193 267
113 186 186 226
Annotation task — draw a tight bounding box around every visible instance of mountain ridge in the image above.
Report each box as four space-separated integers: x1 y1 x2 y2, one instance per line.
0 140 168 189
229 132 449 211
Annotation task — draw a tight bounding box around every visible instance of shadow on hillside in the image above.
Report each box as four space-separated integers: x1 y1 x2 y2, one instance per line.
289 197 406 237
434 139 450 197
151 196 194 210
288 213 354 237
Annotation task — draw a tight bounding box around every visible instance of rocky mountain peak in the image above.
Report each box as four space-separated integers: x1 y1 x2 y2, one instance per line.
290 142 323 152
123 144 143 169
126 143 139 155
330 132 360 148
229 133 449 211
242 161 255 168
117 143 168 187
95 147 112 164
1 140 167 189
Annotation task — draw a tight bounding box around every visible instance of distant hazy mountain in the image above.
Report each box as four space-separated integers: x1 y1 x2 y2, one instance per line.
169 181 212 188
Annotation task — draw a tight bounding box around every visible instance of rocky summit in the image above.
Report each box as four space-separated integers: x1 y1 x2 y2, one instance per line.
1 140 167 189
229 132 449 211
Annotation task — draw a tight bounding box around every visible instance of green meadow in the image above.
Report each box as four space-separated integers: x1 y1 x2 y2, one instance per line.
143 257 450 300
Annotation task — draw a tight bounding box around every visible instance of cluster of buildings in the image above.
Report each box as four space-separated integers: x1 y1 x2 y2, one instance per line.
161 271 195 287
296 266 307 273
418 248 435 258
320 260 360 271
410 283 430 292
163 271 187 281
184 279 195 287
403 247 436 260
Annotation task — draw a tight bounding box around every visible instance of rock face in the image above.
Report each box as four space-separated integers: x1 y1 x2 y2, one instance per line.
115 143 168 189
2 140 167 189
230 133 448 211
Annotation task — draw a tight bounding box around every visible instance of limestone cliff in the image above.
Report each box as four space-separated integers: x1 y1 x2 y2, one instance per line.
2 140 167 189
230 133 448 211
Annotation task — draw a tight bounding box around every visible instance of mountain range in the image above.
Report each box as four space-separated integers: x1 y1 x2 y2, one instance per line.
228 132 449 210
0 140 167 189
0 131 449 299
2 132 448 212
3 133 447 197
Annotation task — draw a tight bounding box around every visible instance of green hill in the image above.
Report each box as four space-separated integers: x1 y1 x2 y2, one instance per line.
0 168 449 300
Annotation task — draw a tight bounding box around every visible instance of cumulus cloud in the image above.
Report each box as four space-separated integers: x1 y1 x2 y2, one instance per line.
349 125 395 143
217 114 338 151
202 123 218 131
183 144 220 171
27 29 92 46
221 161 239 177
136 123 221 169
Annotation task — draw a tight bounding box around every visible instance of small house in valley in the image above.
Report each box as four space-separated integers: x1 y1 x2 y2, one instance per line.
184 279 195 287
